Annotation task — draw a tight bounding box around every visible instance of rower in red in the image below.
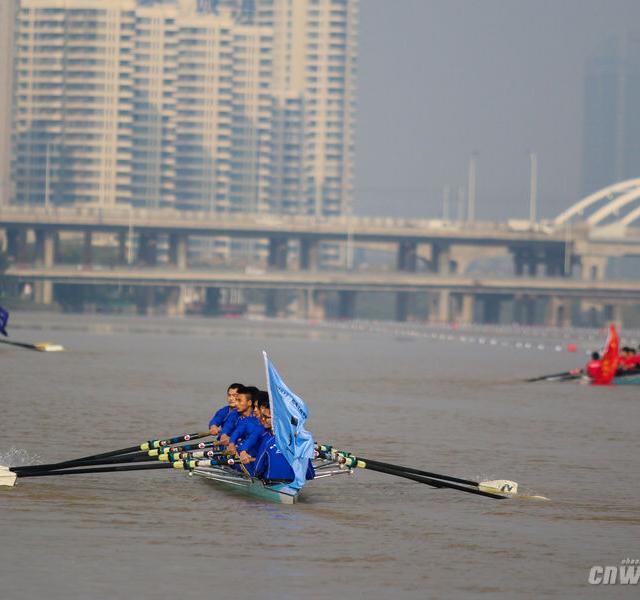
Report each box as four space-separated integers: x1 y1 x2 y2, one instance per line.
585 352 602 380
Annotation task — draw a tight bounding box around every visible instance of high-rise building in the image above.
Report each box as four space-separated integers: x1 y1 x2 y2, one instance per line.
582 34 640 196
12 0 136 206
9 0 358 217
0 0 17 207
256 0 358 217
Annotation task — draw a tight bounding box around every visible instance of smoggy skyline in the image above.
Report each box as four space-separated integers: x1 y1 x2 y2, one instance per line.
355 0 640 221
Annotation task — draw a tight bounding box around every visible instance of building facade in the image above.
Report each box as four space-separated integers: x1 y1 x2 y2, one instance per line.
8 0 358 217
582 34 640 196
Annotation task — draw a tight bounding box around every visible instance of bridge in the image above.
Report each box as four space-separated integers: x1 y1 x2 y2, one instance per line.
1 180 640 326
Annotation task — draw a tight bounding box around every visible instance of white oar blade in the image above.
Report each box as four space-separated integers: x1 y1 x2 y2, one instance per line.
0 466 17 487
479 479 518 495
34 343 64 352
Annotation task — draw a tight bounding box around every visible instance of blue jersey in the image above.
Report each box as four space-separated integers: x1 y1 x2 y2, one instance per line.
253 434 295 482
230 415 265 457
208 405 232 429
219 409 240 438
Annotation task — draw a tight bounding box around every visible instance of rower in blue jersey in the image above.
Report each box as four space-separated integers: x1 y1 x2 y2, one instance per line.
218 385 258 445
208 383 243 437
253 395 315 483
226 388 265 463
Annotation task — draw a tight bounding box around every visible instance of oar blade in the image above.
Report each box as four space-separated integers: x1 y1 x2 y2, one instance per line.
34 342 65 352
0 466 17 487
478 479 518 495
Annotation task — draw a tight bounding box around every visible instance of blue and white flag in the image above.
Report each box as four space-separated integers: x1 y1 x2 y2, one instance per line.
263 351 314 491
0 305 8 337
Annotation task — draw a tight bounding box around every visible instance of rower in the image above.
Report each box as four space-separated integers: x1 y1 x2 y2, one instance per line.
585 351 602 380
620 346 640 370
226 388 265 462
208 383 243 436
253 399 315 483
218 385 258 445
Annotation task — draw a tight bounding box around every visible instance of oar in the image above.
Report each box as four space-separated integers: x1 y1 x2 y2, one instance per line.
12 452 162 473
7 431 211 475
0 338 64 352
12 440 223 474
3 456 235 485
525 369 582 382
317 445 512 500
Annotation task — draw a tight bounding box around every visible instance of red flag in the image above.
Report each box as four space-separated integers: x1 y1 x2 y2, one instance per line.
594 324 619 385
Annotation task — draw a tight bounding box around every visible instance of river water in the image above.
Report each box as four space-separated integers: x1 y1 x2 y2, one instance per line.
1 313 638 599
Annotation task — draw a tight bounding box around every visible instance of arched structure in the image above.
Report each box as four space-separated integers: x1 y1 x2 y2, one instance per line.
554 178 640 228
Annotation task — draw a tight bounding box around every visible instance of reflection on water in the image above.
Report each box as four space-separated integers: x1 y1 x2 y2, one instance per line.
1 312 639 599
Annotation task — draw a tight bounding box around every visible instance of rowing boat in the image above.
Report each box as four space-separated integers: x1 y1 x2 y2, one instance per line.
612 373 640 385
191 456 352 504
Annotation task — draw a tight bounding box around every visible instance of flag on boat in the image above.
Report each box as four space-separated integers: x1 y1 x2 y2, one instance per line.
0 305 8 336
595 324 619 385
262 351 314 491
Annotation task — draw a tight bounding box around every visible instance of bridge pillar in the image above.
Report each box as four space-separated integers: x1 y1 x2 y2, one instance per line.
34 230 45 266
135 287 155 315
580 255 607 281
544 247 565 277
432 244 452 274
203 287 220 315
603 303 624 329
297 289 325 320
7 228 27 264
83 231 93 267
513 249 525 276
138 233 158 267
167 285 187 317
117 231 127 265
33 280 54 305
268 237 288 270
545 297 572 327
452 293 474 324
429 290 450 323
169 233 188 269
479 294 503 324
43 230 55 267
338 290 356 320
265 289 289 317
397 240 417 272
299 238 318 271
513 295 538 325
395 292 409 322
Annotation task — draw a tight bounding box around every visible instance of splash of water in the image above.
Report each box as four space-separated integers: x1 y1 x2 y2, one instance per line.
0 448 42 467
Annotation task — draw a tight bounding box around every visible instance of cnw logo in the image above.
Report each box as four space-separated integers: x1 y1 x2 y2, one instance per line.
588 560 640 585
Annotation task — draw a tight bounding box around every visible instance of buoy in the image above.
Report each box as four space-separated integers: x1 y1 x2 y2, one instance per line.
567 343 577 352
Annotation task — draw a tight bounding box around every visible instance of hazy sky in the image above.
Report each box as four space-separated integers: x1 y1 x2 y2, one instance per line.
355 0 640 220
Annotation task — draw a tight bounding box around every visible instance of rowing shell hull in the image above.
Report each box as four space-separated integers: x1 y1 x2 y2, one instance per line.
190 466 299 504
612 374 640 385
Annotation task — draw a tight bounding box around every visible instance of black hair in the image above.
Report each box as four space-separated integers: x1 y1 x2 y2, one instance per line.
256 391 270 409
241 385 260 403
227 383 243 392
591 351 600 360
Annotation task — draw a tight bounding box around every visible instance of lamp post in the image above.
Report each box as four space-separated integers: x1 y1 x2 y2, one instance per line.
529 152 538 223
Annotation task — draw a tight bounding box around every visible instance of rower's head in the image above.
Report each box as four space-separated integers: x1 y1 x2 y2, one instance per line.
226 383 243 407
591 351 600 360
254 391 270 419
244 386 260 403
235 385 258 415
256 393 272 431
